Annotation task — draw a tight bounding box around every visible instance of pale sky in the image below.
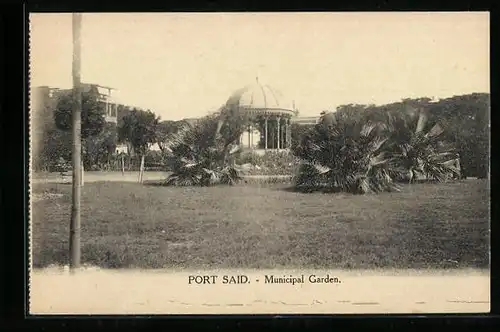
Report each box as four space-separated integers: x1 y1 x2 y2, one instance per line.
29 12 489 120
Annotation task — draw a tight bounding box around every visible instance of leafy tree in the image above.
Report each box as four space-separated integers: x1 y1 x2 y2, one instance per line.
334 104 367 122
218 104 252 143
117 104 133 123
34 128 73 171
32 88 62 171
53 86 106 139
290 122 315 153
428 93 489 178
117 108 160 157
82 122 118 168
53 86 107 172
155 120 187 153
332 94 490 179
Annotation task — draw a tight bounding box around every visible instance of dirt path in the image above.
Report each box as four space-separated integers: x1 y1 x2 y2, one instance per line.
31 172 293 184
31 171 166 184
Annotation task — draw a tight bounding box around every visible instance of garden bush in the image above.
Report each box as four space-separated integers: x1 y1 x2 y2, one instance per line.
292 110 460 194
234 150 300 176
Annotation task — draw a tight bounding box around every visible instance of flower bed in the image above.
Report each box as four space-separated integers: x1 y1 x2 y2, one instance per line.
234 150 300 176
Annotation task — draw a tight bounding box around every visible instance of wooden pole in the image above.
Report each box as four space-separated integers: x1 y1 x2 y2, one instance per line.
277 117 281 150
264 117 268 150
250 125 254 149
247 126 251 149
142 155 145 182
121 154 125 176
138 156 141 183
138 154 145 183
283 118 288 149
69 12 82 272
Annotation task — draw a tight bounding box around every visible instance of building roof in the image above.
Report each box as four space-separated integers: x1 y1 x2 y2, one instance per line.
81 83 115 91
291 116 320 125
225 78 296 117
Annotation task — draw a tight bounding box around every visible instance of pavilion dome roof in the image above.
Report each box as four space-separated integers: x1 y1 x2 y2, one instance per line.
225 79 296 117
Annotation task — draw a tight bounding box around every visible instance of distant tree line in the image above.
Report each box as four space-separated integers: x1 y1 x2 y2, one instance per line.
31 86 190 172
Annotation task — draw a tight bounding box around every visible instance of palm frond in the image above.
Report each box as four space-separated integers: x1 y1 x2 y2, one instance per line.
312 163 331 174
220 166 242 185
294 162 328 188
228 144 240 155
360 122 377 138
425 123 445 138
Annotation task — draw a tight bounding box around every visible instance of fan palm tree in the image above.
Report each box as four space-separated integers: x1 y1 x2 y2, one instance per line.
293 107 459 194
294 113 401 194
162 108 246 186
382 112 460 183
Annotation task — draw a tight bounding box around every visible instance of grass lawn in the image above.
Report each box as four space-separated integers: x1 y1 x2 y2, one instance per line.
31 179 490 270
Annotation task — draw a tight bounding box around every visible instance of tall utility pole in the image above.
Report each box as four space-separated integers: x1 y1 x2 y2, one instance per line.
69 13 82 272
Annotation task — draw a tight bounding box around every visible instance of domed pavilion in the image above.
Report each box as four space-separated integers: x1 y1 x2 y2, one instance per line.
225 78 297 151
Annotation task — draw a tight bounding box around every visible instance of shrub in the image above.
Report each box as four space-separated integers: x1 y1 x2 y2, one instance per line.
292 111 459 194
234 150 265 166
234 150 300 176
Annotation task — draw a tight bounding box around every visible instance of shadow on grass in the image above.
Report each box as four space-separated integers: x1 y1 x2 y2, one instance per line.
142 180 168 187
142 178 294 188
277 179 462 194
278 185 344 194
140 179 448 193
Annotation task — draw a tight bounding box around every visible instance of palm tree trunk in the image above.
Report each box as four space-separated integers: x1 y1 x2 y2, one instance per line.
409 170 415 184
214 119 224 144
416 108 429 133
121 154 125 175
138 154 145 183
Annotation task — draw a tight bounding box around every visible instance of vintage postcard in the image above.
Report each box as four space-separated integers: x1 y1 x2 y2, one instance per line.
28 12 490 315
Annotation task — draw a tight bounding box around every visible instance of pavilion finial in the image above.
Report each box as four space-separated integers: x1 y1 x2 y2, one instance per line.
256 76 259 83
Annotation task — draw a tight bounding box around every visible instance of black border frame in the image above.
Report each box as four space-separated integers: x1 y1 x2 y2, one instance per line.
1 1 498 330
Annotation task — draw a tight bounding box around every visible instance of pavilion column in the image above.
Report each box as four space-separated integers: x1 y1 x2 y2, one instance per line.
248 125 251 149
285 120 288 148
276 116 281 150
280 122 283 150
250 125 254 149
264 116 268 150
287 118 292 149
284 119 289 149
282 119 286 149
